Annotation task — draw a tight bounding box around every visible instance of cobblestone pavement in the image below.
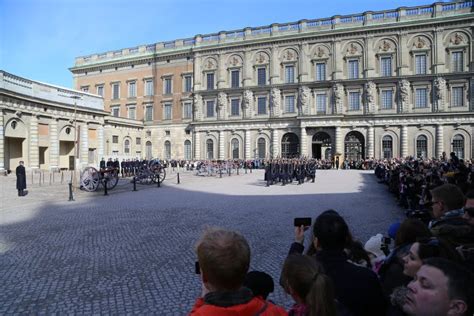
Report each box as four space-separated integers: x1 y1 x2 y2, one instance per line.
0 169 404 314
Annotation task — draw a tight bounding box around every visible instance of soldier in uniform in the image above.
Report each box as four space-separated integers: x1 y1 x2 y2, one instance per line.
106 158 113 168
99 158 106 169
121 159 126 177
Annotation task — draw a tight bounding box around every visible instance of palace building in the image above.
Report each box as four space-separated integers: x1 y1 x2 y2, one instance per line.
1 1 474 171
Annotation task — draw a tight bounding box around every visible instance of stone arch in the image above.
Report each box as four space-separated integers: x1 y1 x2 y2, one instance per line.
203 57 218 71
312 131 332 160
310 44 331 59
443 30 471 47
450 127 471 159
379 129 399 159
342 40 364 57
407 34 433 50
414 130 434 158
227 54 243 68
4 118 27 138
279 47 299 62
58 125 76 141
373 37 398 53
229 133 244 159
204 133 218 160
253 50 270 65
344 130 365 160
281 132 299 158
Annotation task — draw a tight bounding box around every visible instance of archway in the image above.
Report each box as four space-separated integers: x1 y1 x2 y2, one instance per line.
4 119 27 170
281 133 299 158
312 132 332 159
344 131 365 160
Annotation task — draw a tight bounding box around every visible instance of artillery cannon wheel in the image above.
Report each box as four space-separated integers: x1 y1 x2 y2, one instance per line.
103 168 119 189
80 167 100 192
149 160 166 183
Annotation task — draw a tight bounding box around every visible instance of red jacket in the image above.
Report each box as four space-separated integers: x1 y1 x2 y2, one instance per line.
189 297 287 316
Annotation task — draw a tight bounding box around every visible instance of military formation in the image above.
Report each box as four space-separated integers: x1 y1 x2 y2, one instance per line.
263 158 318 186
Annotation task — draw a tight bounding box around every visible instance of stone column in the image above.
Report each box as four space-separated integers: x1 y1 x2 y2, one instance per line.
401 125 408 158
49 118 59 170
299 43 309 82
80 123 89 168
300 126 308 157
398 32 409 76
29 115 39 169
217 54 226 89
367 126 375 158
433 28 445 74
218 130 225 160
272 129 279 158
193 55 202 91
243 50 252 87
97 124 104 161
194 131 201 160
332 40 343 80
335 126 343 157
436 124 444 159
270 45 280 85
0 111 4 171
245 129 251 159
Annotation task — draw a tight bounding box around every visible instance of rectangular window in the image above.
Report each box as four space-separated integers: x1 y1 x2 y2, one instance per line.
128 81 136 98
206 100 215 117
257 67 266 86
112 83 120 99
380 57 392 77
348 59 359 79
348 92 360 111
231 70 240 88
207 73 215 90
96 85 104 96
184 75 192 92
316 93 326 113
381 90 393 109
183 102 192 119
452 87 464 107
145 79 154 96
257 97 267 115
285 95 295 113
112 135 119 143
145 105 153 121
111 106 120 117
285 65 295 84
164 78 172 94
128 106 136 119
164 103 172 120
316 63 326 81
452 52 464 72
136 137 141 145
231 99 240 116
415 88 428 108
415 54 427 75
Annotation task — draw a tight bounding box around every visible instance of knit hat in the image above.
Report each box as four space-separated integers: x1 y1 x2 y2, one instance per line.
388 222 401 239
364 234 385 258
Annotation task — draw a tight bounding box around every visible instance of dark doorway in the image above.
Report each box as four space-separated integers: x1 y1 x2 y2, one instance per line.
312 132 332 159
344 131 365 161
281 133 299 158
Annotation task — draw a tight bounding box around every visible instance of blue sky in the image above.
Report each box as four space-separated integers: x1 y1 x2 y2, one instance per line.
1 0 437 88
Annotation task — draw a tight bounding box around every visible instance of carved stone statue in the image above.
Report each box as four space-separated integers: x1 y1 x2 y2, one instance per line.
270 88 281 117
398 80 410 112
298 86 310 115
365 81 376 114
242 90 253 118
193 93 203 120
434 77 446 112
332 84 344 114
217 92 227 119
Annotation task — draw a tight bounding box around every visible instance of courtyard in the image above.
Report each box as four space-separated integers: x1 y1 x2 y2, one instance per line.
0 169 404 314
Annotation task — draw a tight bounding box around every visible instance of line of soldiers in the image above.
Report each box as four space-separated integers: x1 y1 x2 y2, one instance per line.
264 159 317 186
99 158 154 178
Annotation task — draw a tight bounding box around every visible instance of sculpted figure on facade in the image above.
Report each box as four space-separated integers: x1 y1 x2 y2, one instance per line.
434 77 446 112
242 90 253 119
298 86 310 115
270 88 281 118
193 93 203 121
364 81 376 114
332 84 344 114
398 79 411 113
217 92 227 119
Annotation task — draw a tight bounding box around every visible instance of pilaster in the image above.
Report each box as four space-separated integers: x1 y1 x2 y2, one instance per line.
217 54 226 89
332 40 343 80
300 126 308 157
436 124 444 159
97 124 104 161
243 50 252 87
0 111 4 171
218 130 225 160
29 115 39 169
194 131 201 160
49 118 59 170
245 129 251 159
335 126 343 157
367 126 375 158
272 129 279 158
299 43 309 82
401 125 408 158
80 122 89 169
270 45 280 85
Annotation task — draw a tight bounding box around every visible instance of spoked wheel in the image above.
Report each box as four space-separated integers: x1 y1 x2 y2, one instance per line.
103 169 119 189
137 170 153 185
80 167 100 192
149 161 166 183
158 167 166 182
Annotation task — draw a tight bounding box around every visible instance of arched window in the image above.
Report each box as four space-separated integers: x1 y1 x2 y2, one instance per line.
257 138 266 159
164 141 171 159
206 139 214 160
382 135 393 159
124 139 130 154
416 135 428 158
452 134 464 159
231 139 239 159
146 141 152 159
344 131 365 160
281 133 299 158
184 140 192 160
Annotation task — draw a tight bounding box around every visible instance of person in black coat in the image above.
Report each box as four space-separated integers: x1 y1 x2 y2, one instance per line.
16 161 27 196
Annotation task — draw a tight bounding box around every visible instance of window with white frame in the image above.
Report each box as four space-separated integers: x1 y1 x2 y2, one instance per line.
348 59 359 79
206 139 214 159
183 102 192 119
257 96 267 115
164 77 172 95
128 81 136 98
206 73 215 90
184 140 192 160
257 67 266 86
145 105 153 121
452 134 464 159
164 103 172 120
285 65 295 83
451 87 464 107
145 79 154 96
316 93 326 113
96 85 104 96
206 100 215 117
231 70 240 88
415 88 428 108
231 99 240 116
285 95 295 113
415 54 427 75
164 141 171 159
382 135 393 159
124 139 130 154
380 56 392 77
111 106 120 117
381 90 393 109
231 138 239 159
416 135 428 158
451 51 464 72
316 62 326 81
127 105 136 119
184 75 192 92
112 83 120 99
348 92 360 111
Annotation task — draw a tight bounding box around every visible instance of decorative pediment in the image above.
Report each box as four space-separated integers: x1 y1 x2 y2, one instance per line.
312 46 329 59
343 42 363 58
281 48 298 62
410 36 431 50
228 54 243 67
204 57 217 70
450 32 464 45
255 52 269 64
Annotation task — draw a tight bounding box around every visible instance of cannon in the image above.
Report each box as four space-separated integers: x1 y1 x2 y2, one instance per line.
80 167 119 192
135 159 166 184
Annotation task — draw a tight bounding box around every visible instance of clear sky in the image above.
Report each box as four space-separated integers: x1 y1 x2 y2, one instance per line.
1 0 438 88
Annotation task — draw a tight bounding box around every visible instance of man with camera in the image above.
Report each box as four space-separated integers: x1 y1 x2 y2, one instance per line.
190 228 286 315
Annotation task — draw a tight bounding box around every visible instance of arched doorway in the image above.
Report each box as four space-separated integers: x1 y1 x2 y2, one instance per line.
312 132 332 159
257 138 266 159
281 133 299 158
231 138 239 159
344 131 365 160
145 141 152 159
